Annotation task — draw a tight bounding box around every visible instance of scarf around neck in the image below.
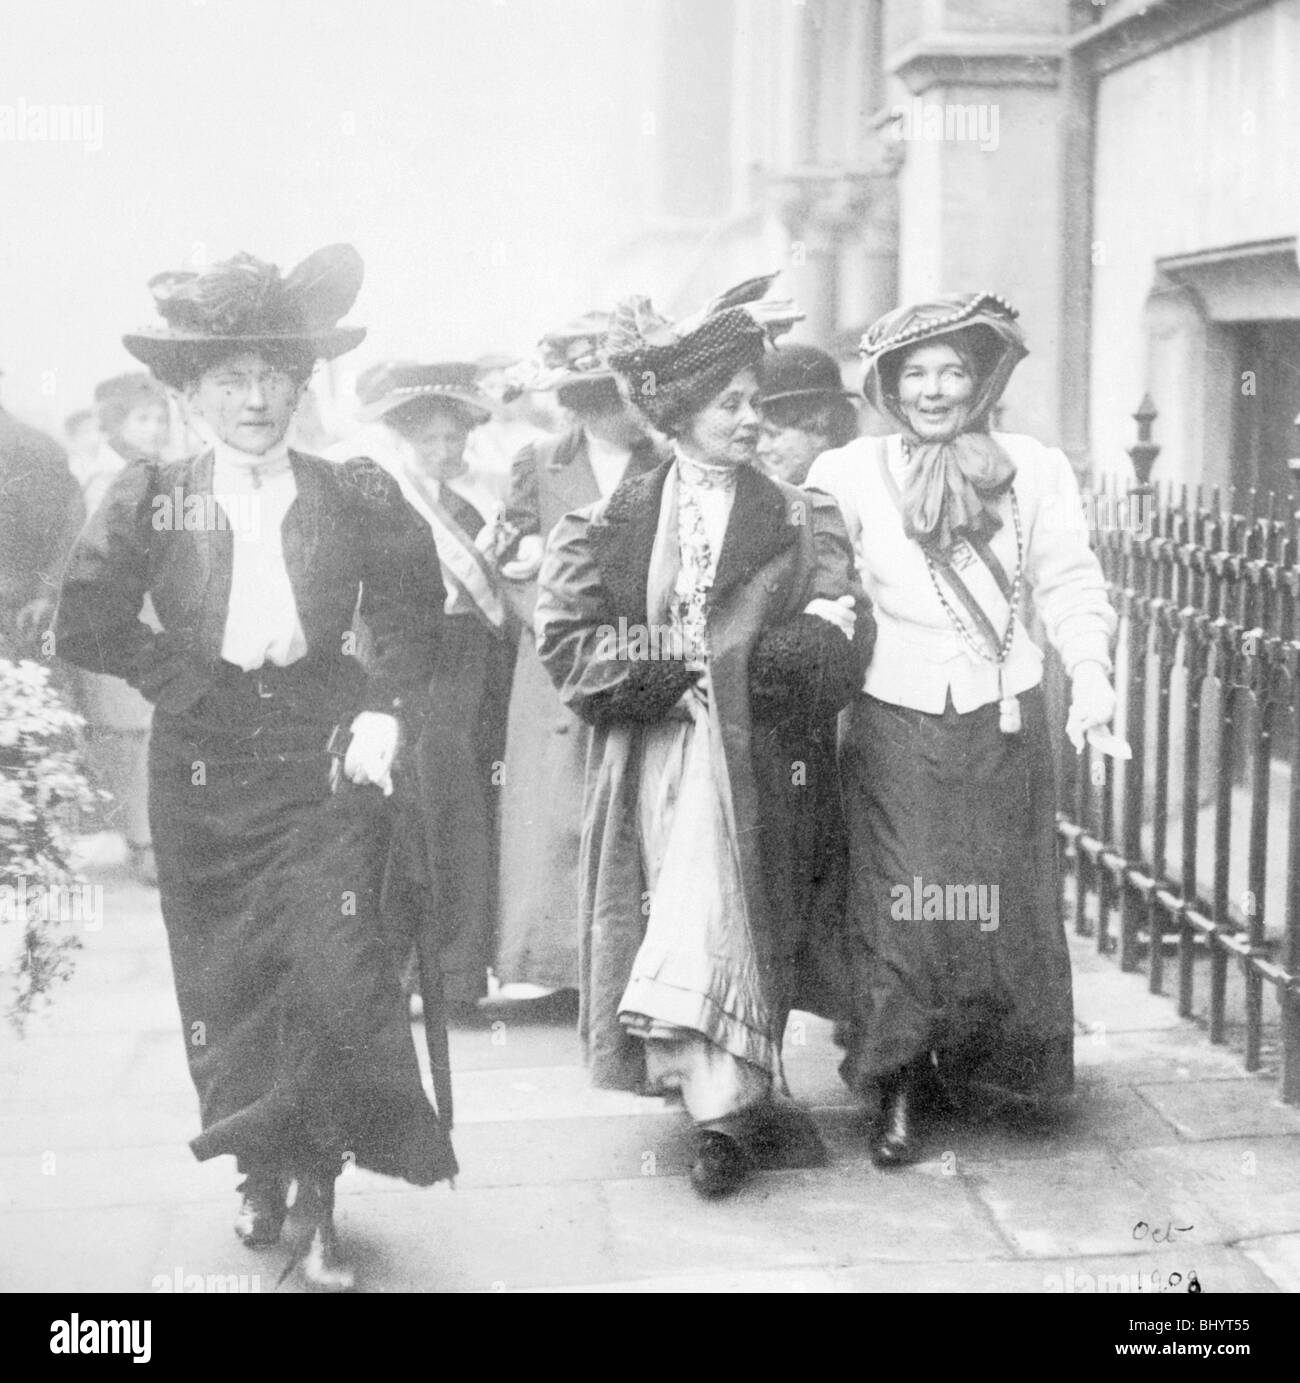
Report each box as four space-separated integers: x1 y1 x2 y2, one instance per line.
898 422 1015 556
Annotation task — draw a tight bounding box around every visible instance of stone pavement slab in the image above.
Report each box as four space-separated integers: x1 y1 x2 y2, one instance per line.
1238 1233 1300 1293
1133 1079 1300 1141
1116 1140 1300 1242
5 866 1300 1292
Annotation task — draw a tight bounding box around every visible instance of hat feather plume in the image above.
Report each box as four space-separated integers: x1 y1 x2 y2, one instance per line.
670 272 801 342
701 271 781 316
281 243 364 332
605 294 679 359
149 253 282 335
146 244 362 336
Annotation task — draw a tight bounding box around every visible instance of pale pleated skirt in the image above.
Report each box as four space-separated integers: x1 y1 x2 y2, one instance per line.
619 692 773 1122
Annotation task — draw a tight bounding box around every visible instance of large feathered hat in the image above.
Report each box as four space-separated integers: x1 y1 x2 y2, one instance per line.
122 244 367 378
606 273 802 436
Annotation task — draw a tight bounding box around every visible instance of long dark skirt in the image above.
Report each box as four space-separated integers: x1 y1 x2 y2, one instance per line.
149 666 456 1185
839 686 1073 1110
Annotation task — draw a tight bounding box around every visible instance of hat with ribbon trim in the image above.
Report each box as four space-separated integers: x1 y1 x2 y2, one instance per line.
356 361 495 427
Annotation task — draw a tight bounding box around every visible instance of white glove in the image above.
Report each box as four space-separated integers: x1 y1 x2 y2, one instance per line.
344 711 400 796
1066 661 1117 753
804 594 856 641
500 533 544 582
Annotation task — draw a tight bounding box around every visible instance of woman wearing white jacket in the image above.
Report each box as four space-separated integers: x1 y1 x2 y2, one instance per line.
806 292 1118 1167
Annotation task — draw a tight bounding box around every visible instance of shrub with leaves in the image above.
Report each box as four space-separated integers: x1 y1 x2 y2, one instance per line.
0 658 97 1030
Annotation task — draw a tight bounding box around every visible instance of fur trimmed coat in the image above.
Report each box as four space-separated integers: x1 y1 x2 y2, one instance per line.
535 460 874 1090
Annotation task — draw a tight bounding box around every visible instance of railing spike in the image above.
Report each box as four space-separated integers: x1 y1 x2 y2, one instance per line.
1129 393 1160 486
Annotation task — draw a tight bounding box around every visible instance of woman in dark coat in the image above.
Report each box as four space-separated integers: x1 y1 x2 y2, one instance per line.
806 292 1118 1166
535 278 873 1197
54 246 455 1290
494 314 668 997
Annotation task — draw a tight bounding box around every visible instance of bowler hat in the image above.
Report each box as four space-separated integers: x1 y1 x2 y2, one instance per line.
757 343 852 407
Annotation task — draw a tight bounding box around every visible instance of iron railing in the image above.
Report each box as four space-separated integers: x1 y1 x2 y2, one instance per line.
1056 398 1300 1102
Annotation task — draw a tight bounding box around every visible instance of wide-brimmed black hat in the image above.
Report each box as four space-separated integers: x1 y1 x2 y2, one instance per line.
757 343 853 407
122 244 367 376
356 361 495 427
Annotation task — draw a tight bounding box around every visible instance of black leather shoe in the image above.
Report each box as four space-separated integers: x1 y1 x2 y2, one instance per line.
869 1066 922 1168
689 1130 752 1199
233 1171 289 1247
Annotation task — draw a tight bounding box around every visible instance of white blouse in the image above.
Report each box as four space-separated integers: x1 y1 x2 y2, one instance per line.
212 439 308 671
806 432 1117 714
586 433 633 500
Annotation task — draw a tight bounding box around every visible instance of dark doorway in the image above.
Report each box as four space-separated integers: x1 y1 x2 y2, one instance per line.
1230 320 1300 506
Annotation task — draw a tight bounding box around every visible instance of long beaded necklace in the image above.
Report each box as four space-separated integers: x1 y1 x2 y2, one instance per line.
923 489 1025 734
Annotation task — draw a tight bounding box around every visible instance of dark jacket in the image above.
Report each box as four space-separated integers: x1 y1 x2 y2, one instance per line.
54 449 445 723
535 460 874 1089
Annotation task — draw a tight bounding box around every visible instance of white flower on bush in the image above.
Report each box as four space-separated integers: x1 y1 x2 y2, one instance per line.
0 659 97 1029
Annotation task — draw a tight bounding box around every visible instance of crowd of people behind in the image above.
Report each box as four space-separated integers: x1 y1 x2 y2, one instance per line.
2 243 1118 1290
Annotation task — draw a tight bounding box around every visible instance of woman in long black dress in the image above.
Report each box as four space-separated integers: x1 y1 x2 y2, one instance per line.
54 245 455 1290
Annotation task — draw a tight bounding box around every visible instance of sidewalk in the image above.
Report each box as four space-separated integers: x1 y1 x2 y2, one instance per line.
3 859 1300 1294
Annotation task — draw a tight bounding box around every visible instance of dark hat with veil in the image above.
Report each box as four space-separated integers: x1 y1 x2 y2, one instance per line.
122 244 367 381
606 273 801 436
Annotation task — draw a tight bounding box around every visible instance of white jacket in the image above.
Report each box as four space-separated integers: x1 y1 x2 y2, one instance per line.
805 432 1117 714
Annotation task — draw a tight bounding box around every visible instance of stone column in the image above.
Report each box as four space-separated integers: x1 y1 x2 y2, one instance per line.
882 0 1070 446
